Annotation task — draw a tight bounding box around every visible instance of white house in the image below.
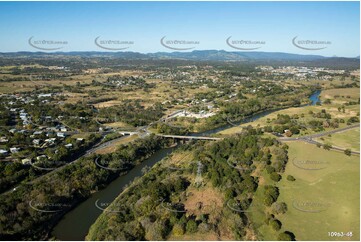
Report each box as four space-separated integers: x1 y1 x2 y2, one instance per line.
21 158 32 165
0 149 8 155
10 147 20 153
32 139 41 146
33 131 43 136
57 132 66 138
0 137 9 143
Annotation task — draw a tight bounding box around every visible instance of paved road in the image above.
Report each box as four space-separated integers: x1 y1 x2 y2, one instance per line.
278 123 360 155
157 134 222 141
1 135 128 195
278 123 359 141
4 120 358 196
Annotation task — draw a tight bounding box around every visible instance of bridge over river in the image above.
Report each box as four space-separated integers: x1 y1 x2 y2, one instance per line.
119 122 360 154
119 131 222 141
157 134 222 141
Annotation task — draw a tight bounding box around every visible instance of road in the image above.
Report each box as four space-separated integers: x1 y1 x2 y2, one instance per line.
278 123 360 155
278 123 359 141
157 134 222 141
1 135 129 195
4 118 358 196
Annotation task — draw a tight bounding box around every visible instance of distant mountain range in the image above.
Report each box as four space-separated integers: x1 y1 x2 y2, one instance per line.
149 50 329 61
0 50 359 63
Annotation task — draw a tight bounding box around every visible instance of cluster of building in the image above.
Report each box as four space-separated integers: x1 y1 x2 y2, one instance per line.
0 93 80 164
256 66 345 79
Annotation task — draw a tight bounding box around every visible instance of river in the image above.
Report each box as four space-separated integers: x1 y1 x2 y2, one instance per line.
309 89 321 105
51 147 175 240
51 91 321 240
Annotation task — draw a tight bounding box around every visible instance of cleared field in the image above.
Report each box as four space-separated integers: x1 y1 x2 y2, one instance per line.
309 77 358 89
0 81 36 92
275 141 359 241
102 121 134 129
167 232 219 241
321 88 360 102
315 127 360 151
318 88 359 119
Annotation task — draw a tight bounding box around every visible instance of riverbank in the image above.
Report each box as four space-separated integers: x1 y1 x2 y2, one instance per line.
51 146 176 240
49 90 322 240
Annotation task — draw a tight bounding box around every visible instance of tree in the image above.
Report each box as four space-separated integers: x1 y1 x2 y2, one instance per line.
145 221 167 240
323 99 331 104
270 172 281 182
123 221 145 240
289 126 300 135
264 185 279 206
344 149 352 156
278 231 296 241
272 202 288 214
264 126 273 132
348 116 359 123
266 165 276 174
270 219 282 231
172 223 185 236
186 220 198 233
287 175 295 181
264 195 274 206
264 213 274 225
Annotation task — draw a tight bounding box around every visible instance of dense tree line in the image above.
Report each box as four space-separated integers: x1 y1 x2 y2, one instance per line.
0 135 166 240
86 130 292 240
155 122 189 135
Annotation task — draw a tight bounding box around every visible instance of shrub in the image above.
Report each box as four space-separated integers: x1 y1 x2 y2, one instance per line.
344 149 352 156
172 223 185 236
266 165 276 174
272 202 288 214
186 220 198 233
270 219 282 231
287 175 295 181
264 195 274 206
278 231 295 241
270 172 281 182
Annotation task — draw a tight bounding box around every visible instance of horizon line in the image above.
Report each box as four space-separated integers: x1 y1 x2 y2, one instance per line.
0 50 359 59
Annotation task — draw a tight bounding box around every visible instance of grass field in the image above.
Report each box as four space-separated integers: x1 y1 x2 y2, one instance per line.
315 128 360 151
275 141 359 241
321 88 360 103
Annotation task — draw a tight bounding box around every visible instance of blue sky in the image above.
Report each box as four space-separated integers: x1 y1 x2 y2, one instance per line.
0 1 359 57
